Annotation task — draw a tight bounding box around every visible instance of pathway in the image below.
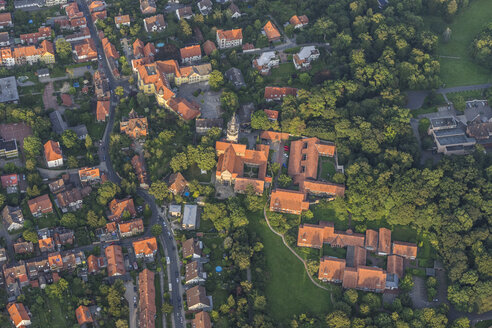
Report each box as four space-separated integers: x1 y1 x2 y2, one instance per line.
262 206 332 293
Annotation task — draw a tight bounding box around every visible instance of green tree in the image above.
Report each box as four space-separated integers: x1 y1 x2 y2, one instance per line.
85 134 93 150
115 320 129 328
23 136 42 157
55 38 73 60
277 174 292 188
67 155 78 168
61 130 78 148
151 224 163 236
170 152 188 172
180 20 192 37
149 181 170 201
162 303 173 314
220 91 239 113
22 229 38 244
209 70 224 90
344 289 358 305
115 86 124 96
97 181 120 205
325 311 350 328
61 213 78 228
251 110 276 130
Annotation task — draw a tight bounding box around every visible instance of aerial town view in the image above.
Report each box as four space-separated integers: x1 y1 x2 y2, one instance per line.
0 0 490 326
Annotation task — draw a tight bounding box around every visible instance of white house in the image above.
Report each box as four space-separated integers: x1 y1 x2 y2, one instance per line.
293 46 319 70
44 140 63 168
253 51 279 74
182 204 198 229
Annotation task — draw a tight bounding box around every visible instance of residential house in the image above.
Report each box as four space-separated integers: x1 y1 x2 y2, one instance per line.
185 260 206 285
176 6 193 20
94 70 110 100
198 0 212 15
289 15 309 29
297 221 365 249
102 37 119 60
364 229 378 251
186 285 211 311
140 0 156 15
86 254 105 274
92 10 107 22
144 14 165 33
48 252 63 271
0 13 12 29
56 188 83 212
215 141 270 194
225 67 246 89
7 303 31 328
202 40 217 56
264 86 297 101
253 51 279 74
96 100 110 122
228 3 241 18
216 29 242 49
105 245 126 276
88 0 106 13
192 312 212 328
378 228 391 255
182 204 198 230
133 237 158 260
115 15 130 28
53 229 75 248
0 32 9 47
0 137 18 157
0 1 5 10
0 248 6 262
44 140 63 168
118 218 144 238
73 39 97 63
64 28 91 43
174 63 211 86
108 197 137 221
48 179 65 194
79 167 100 185
260 131 290 143
392 241 418 259
1 206 23 232
427 117 476 155
269 189 309 215
264 109 278 121
180 45 201 64
342 266 387 292
263 21 281 42
37 68 49 79
168 97 201 120
120 110 148 139
38 237 55 253
13 242 33 254
387 255 404 278
131 155 148 189
1 174 18 193
183 238 202 259
20 27 51 45
0 49 14 67
45 0 66 6
139 269 156 328
75 305 93 326
28 194 53 217
168 172 188 195
293 46 319 70
298 179 345 197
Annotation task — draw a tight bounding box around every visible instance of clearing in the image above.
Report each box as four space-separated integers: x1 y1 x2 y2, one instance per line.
428 0 492 87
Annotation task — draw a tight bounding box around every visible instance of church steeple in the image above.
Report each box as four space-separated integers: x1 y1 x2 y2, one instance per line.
226 114 239 143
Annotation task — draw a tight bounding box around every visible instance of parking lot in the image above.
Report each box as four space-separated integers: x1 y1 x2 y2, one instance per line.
177 82 222 119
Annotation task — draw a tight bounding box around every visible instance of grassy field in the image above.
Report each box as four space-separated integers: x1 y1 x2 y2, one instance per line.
33 297 73 327
249 212 332 325
430 0 492 86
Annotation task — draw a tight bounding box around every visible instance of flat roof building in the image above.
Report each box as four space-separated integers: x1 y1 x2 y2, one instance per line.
182 204 198 230
0 77 19 103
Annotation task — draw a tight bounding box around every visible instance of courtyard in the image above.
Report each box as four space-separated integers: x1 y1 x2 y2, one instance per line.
177 82 222 119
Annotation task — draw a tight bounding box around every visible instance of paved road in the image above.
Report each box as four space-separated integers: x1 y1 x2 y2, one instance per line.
124 280 138 328
436 83 492 95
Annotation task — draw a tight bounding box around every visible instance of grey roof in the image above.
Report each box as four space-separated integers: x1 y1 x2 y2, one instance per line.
0 77 19 103
169 204 181 213
0 138 17 152
238 103 254 124
385 273 398 288
296 46 318 60
183 204 198 227
49 111 68 135
255 51 277 66
430 117 455 128
37 68 49 76
225 67 246 89
68 125 88 139
0 32 9 43
195 118 223 129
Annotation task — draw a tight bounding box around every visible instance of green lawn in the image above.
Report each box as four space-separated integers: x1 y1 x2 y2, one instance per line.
319 158 336 181
265 63 296 83
33 297 73 328
249 212 332 325
476 320 492 328
155 273 163 328
431 0 492 86
310 202 349 230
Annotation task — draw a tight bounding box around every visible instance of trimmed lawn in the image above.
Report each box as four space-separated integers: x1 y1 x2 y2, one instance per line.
155 275 163 328
319 158 336 181
310 202 349 230
265 63 297 84
429 0 492 86
185 164 212 183
249 212 332 324
33 297 72 328
323 244 347 259
476 320 492 328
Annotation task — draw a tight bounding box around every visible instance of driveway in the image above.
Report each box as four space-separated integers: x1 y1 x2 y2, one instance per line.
406 90 429 110
409 276 432 309
124 280 137 328
177 82 222 119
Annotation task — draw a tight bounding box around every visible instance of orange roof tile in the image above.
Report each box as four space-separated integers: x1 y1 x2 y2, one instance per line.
75 305 93 325
27 194 53 216
180 45 201 59
342 267 358 289
288 137 335 182
97 100 110 121
263 109 278 120
108 197 136 221
289 15 309 27
378 228 391 254
392 241 417 259
168 97 201 121
270 189 309 215
115 14 130 25
216 28 242 41
365 229 378 251
387 255 404 278
192 311 211 328
48 253 63 268
133 237 158 256
87 254 100 273
44 140 62 162
234 177 264 194
202 40 216 56
297 223 325 248
263 21 281 41
299 180 345 197
356 266 386 291
7 303 30 327
260 130 290 141
264 86 297 100
319 256 346 281
79 167 100 181
352 246 367 267
118 218 144 234
38 237 54 250
106 221 117 232
168 172 188 195
105 245 125 276
139 268 156 328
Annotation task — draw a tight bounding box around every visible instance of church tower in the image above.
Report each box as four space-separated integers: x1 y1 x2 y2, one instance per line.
226 114 239 143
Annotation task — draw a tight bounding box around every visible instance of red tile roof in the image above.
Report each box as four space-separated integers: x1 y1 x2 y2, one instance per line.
96 100 110 121
105 245 126 276
387 255 404 278
180 45 201 59
299 180 345 197
365 229 378 251
28 194 53 216
263 109 279 120
288 137 336 182
139 269 155 328
168 97 201 121
378 228 391 254
319 256 346 282
168 172 188 195
270 189 309 215
192 311 211 328
75 305 93 325
44 140 62 162
108 197 137 221
233 177 264 194
133 237 158 257
216 28 242 41
7 303 30 327
259 130 290 142
1 174 18 188
392 241 417 259
263 21 281 41
264 86 297 100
